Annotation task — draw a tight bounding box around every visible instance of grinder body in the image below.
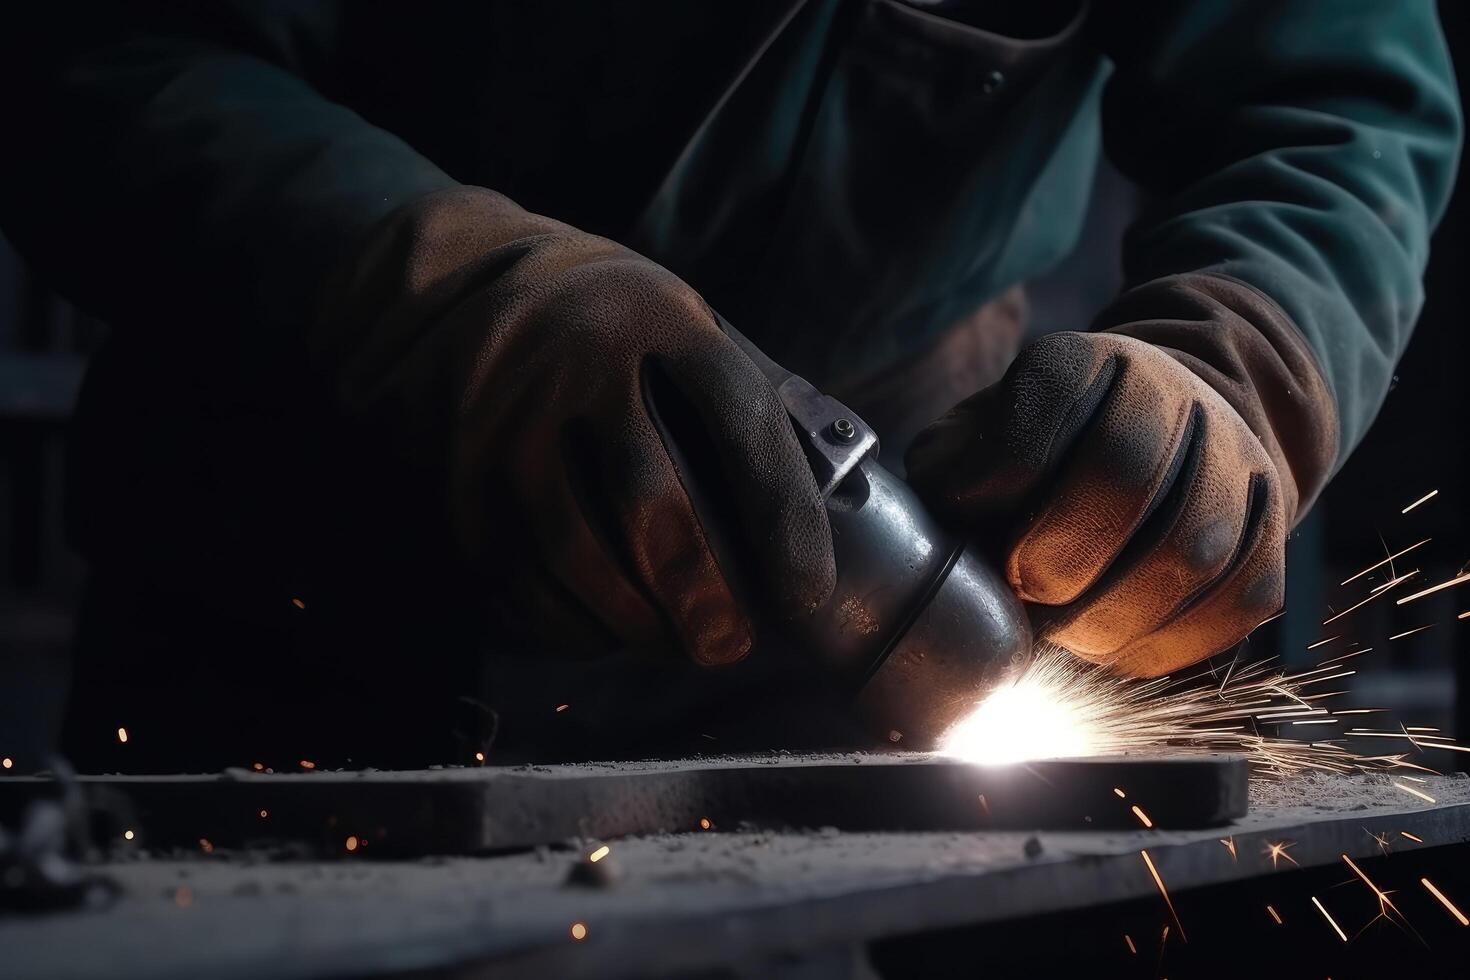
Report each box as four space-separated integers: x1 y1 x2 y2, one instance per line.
716 320 1032 748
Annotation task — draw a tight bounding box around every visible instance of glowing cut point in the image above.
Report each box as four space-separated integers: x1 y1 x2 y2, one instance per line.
939 663 1098 764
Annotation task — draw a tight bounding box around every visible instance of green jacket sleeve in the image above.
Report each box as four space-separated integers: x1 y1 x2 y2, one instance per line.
1094 0 1462 463
0 2 456 336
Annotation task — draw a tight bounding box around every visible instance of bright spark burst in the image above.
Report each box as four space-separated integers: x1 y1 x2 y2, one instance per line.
1220 837 1237 861
1265 840 1299 869
939 643 1426 776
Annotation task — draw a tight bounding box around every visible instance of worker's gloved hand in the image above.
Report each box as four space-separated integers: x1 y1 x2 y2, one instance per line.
311 187 835 665
906 275 1337 676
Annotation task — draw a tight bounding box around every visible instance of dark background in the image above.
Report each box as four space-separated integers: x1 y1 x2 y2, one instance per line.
2 4 1467 767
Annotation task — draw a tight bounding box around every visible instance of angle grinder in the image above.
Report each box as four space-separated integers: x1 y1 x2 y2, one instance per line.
711 318 1032 749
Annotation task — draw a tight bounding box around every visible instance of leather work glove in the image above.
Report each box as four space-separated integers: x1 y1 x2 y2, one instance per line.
311 187 835 666
906 274 1337 676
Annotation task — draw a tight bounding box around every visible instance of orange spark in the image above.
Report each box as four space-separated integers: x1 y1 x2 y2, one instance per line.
1306 635 1340 650
116 727 128 743
1396 571 1470 606
1393 781 1437 803
345 836 359 852
589 844 610 863
556 704 570 713
1265 840 1299 869
1123 934 1136 954
570 922 588 941
1312 896 1348 942
1401 490 1438 513
291 598 306 609
1389 625 1434 641
1422 878 1469 926
1140 850 1186 941
1131 805 1153 828
1342 853 1401 917
123 830 135 841
259 809 268 819
474 751 485 763
1113 787 1126 798
1324 572 1414 624
252 762 265 771
1220 837 1237 861
1341 539 1431 585
1 758 11 770
1266 905 1283 925
299 759 316 770
1459 610 1469 620
1401 831 1425 843
199 838 213 854
698 817 712 830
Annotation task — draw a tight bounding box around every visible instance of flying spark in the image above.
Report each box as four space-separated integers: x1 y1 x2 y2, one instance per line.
345 836 359 852
1 758 10 770
1422 878 1469 926
123 830 134 841
1220 837 1237 861
1113 787 1126 798
1400 831 1424 843
299 760 316 770
1266 905 1282 925
1324 572 1414 624
1265 841 1299 869
589 845 610 863
1131 805 1153 828
1306 635 1340 650
1312 896 1348 942
570 921 588 941
940 644 1421 776
1393 782 1437 803
1140 850 1185 942
1123 934 1136 954
1396 571 1470 606
1401 490 1438 513
1340 539 1431 585
116 727 128 744
1388 625 1434 641
1342 853 1401 920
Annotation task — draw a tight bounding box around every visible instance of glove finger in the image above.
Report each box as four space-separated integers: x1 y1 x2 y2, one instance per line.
1007 338 1195 606
600 406 753 667
1041 396 1263 658
526 435 672 654
905 331 1123 522
1077 472 1287 677
657 338 836 621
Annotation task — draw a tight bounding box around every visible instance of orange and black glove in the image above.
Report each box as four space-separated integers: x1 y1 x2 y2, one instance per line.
312 187 835 666
906 274 1337 676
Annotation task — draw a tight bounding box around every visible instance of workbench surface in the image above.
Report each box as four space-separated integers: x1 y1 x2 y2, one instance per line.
6 772 1470 979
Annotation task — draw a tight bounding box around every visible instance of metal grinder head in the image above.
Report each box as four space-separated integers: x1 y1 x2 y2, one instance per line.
718 319 1032 748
